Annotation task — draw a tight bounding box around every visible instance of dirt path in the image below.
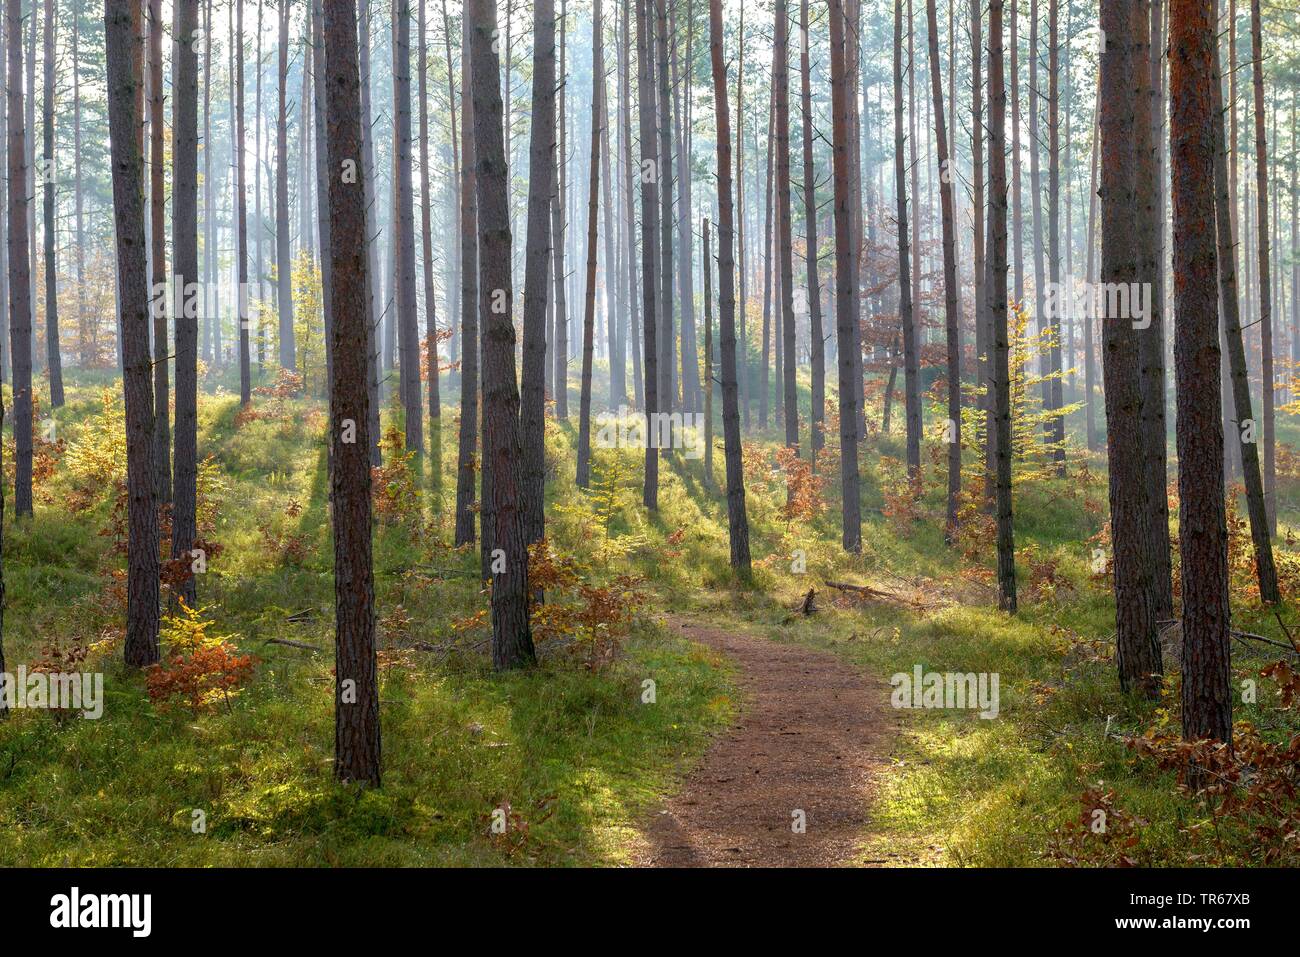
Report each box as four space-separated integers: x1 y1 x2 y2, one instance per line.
635 616 899 867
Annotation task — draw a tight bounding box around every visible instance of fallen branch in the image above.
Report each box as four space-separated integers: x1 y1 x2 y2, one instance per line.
1231 629 1300 656
262 637 322 652
824 580 893 601
799 588 816 616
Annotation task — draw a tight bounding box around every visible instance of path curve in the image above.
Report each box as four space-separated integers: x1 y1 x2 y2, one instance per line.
636 615 898 867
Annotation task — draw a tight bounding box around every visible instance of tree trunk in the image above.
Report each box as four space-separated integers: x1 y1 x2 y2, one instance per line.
321 0 381 785
105 0 161 667
673 1 699 413
276 0 294 371
394 0 424 453
469 0 535 670
703 216 714 486
41 0 62 408
800 0 824 465
1172 0 1232 754
987 0 1016 611
552 1 569 419
829 0 861 553
576 0 603 489
708 0 752 572
454 4 480 546
360 1 381 465
775 0 798 454
1211 20 1280 603
1134 0 1173 618
654 0 675 415
894 0 920 477
1250 0 1275 534
520 0 554 542
147 0 170 498
6 0 31 519
635 0 659 509
1100 0 1161 696
418 0 444 426
927 0 960 542
238 0 253 406
1044 0 1065 471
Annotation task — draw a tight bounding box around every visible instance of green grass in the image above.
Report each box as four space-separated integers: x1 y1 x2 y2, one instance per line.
4 364 1300 866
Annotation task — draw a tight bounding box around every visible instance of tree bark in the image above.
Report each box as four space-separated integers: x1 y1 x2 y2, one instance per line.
576 0 603 489
894 0 920 477
519 0 554 543
709 0 752 572
987 0 1016 611
148 0 170 498
1211 20 1280 604
322 0 381 785
927 0 960 542
1101 0 1161 695
635 0 659 509
1171 0 1232 752
6 0 31 519
454 4 480 546
775 0 798 454
829 0 861 552
41 0 62 408
394 0 424 453
1250 0 1275 534
105 0 161 667
469 0 535 670
171 0 199 608
800 0 824 465
276 0 294 371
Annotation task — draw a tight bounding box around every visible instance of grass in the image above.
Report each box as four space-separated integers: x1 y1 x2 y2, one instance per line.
4 361 1299 866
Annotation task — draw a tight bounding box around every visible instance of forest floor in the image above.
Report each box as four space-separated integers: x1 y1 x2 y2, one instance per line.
634 615 899 866
5 366 1300 866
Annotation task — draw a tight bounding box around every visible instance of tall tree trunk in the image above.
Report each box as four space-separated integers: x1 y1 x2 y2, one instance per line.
453 3 480 546
1044 0 1064 471
469 0 535 670
927 0 960 541
552 0 569 419
276 0 294 371
238 0 252 406
148 0 169 499
418 0 440 425
703 216 714 485
394 0 423 453
41 0 61 408
829 0 861 552
654 0 674 415
105 0 161 667
775 0 798 454
360 0 381 465
1212 20 1280 603
312 0 333 407
1250 0 1275 534
894 0 920 477
760 80 774 428
6 0 31 519
1100 0 1161 696
800 0 824 465
619 0 642 411
321 0 380 786
576 0 603 489
708 0 752 571
673 0 698 413
1010 0 1024 304
171 0 199 608
1084 80 1100 452
520 0 554 543
1134 0 1173 618
970 0 987 494
1172 0 1233 755
635 0 659 508
987 0 1015 611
